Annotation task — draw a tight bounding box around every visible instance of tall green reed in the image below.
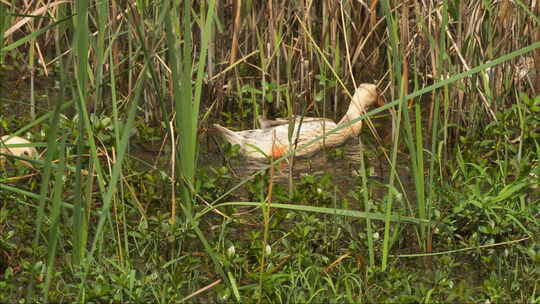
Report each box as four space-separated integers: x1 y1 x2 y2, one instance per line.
2 1 540 301
380 0 407 269
166 0 234 296
72 0 90 270
0 3 7 62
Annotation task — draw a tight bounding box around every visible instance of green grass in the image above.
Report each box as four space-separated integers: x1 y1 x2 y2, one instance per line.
0 0 539 302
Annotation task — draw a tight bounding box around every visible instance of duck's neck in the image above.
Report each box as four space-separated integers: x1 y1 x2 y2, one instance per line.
336 104 367 137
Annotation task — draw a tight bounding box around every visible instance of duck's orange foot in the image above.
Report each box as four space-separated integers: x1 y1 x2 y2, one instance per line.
271 144 290 173
271 144 288 159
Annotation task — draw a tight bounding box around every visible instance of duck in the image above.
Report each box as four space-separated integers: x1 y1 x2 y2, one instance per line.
0 135 39 167
213 83 381 160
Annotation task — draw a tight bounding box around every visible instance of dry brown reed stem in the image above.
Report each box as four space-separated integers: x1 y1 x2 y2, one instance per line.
4 0 66 78
438 12 497 121
369 0 379 28
230 0 242 68
535 1 540 94
169 120 177 225
180 279 222 303
3 1 68 38
5 0 536 140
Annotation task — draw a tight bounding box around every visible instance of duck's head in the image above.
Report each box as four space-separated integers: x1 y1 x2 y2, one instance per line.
351 83 382 109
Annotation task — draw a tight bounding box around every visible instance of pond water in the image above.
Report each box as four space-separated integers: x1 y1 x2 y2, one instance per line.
129 115 416 208
1 71 416 208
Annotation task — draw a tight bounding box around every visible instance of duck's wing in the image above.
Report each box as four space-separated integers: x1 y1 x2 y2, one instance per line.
243 119 339 146
289 120 343 155
215 119 340 159
239 125 294 158
296 117 335 125
291 120 338 140
258 115 335 129
214 123 285 158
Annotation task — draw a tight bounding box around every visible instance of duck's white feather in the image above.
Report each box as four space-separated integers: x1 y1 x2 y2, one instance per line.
0 135 38 158
214 83 379 160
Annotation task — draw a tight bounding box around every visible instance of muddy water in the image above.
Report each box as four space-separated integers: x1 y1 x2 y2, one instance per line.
131 130 416 206
214 140 414 203
0 69 416 206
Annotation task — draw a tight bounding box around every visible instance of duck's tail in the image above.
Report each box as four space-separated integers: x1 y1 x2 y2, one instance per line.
212 124 243 146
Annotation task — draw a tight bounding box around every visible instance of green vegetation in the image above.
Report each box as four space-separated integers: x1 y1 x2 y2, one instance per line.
0 0 539 302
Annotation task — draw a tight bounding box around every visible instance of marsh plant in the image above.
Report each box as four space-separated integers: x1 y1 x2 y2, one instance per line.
0 0 539 302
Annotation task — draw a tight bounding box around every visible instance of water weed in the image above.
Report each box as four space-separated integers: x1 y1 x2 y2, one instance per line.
0 0 539 302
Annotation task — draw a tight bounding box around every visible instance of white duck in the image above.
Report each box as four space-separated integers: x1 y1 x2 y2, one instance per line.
0 135 39 166
213 83 381 160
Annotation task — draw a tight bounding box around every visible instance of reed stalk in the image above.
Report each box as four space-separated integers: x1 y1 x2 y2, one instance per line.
1 1 539 301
